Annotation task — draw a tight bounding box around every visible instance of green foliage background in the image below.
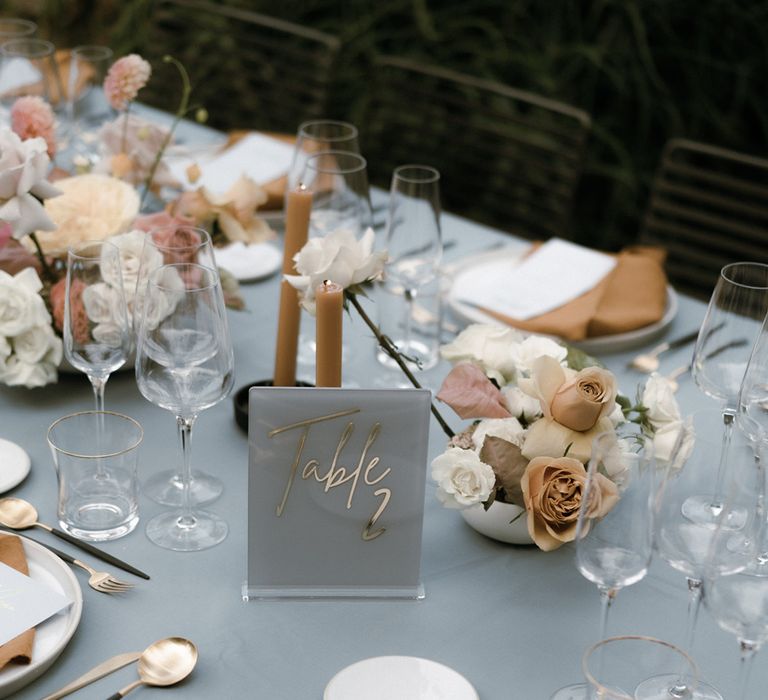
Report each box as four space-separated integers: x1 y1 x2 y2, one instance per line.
10 0 767 249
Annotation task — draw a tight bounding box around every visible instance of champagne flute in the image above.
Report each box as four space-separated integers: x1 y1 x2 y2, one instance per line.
295 151 373 371
377 165 442 374
135 263 234 551
135 226 222 507
551 428 659 700
64 240 131 413
286 120 360 195
684 262 768 527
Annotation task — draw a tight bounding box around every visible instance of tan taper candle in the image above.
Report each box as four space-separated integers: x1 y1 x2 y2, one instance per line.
273 185 313 386
315 280 343 387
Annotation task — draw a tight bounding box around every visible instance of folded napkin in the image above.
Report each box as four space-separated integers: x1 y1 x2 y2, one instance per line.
0 534 34 670
479 245 668 341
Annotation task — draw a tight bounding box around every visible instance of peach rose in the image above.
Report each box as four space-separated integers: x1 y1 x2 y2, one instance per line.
50 278 90 345
521 456 619 551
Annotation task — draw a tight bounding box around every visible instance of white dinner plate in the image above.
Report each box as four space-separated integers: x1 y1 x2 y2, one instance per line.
215 242 283 283
0 536 83 699
0 439 30 494
324 656 479 700
446 247 678 354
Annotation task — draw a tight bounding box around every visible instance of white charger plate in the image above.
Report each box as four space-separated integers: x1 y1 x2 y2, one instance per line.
215 242 283 283
324 656 479 700
446 247 678 354
0 536 83 699
0 439 30 494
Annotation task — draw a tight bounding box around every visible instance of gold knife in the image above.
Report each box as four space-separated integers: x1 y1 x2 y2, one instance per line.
41 651 141 700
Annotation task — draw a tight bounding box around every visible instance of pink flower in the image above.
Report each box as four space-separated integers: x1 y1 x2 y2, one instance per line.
10 96 56 157
103 54 151 111
133 211 194 234
50 278 90 345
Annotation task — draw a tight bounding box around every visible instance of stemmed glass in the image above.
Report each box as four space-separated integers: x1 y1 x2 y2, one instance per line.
286 120 360 194
701 423 767 700
64 240 131 413
134 226 223 507
551 429 659 700
65 45 113 166
684 262 768 526
295 151 373 370
135 263 234 551
0 38 62 111
377 165 442 376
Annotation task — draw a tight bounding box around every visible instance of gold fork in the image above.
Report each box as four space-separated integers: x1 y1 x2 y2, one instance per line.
35 539 134 594
627 329 701 373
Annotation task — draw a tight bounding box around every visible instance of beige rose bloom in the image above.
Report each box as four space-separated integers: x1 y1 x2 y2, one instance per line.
520 356 617 432
521 455 619 551
521 415 614 463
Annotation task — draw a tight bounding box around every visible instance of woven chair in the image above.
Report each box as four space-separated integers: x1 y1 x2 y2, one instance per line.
640 138 768 300
363 56 592 240
141 0 340 133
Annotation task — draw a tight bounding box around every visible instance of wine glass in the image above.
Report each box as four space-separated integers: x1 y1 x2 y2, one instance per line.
701 425 767 700
65 45 113 167
295 150 373 371
286 120 360 194
0 38 62 111
655 408 752 699
64 240 131 413
376 165 442 376
684 262 768 527
135 263 234 551
551 428 659 700
134 226 222 507
580 636 699 700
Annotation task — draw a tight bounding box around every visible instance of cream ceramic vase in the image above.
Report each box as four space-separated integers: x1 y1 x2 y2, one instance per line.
460 501 534 545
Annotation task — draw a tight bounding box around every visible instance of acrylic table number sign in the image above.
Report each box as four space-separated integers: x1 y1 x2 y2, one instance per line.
244 386 432 599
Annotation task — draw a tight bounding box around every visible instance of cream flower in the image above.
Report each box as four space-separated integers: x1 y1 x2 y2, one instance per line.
501 386 543 421
0 129 61 240
440 323 523 384
471 417 525 453
642 373 681 427
653 418 695 468
285 227 387 314
508 335 567 375
431 447 496 509
0 267 50 336
521 455 619 551
521 415 615 463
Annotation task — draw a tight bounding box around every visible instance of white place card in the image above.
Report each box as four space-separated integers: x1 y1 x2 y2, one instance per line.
166 133 295 195
454 238 616 320
0 561 72 646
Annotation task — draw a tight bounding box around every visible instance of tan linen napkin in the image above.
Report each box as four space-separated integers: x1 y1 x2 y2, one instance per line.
480 246 668 341
227 130 295 210
0 533 34 669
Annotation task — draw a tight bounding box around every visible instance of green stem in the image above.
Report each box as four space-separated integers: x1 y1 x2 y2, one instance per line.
346 291 454 438
140 55 191 209
121 102 131 153
28 232 55 284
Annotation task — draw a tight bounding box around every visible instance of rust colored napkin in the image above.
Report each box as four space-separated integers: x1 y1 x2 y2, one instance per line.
0 534 34 669
227 130 295 211
481 246 668 341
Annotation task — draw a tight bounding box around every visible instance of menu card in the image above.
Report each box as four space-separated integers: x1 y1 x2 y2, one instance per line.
453 238 617 320
0 561 72 646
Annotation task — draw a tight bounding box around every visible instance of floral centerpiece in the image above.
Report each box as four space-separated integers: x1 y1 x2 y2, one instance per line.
430 323 693 550
0 51 267 388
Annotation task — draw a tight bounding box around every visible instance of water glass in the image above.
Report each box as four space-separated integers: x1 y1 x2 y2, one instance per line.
0 38 62 109
48 410 143 541
287 120 360 194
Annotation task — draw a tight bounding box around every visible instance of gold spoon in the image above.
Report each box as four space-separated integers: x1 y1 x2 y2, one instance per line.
106 637 198 699
0 497 149 579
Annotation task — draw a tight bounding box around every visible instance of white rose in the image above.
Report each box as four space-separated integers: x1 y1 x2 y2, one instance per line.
601 437 633 481
471 417 525 452
136 264 185 332
285 227 387 314
1 334 61 388
103 229 146 302
82 282 124 325
0 268 49 336
92 323 127 349
608 402 626 427
431 447 496 509
12 323 56 364
642 373 681 427
508 335 567 375
0 129 61 239
440 323 523 384
653 419 695 469
501 385 543 421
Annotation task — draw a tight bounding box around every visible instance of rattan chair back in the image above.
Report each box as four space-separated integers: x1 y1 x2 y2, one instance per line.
143 0 340 132
641 138 768 299
363 56 591 239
